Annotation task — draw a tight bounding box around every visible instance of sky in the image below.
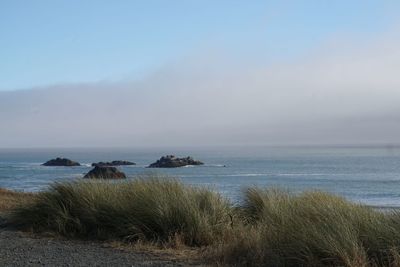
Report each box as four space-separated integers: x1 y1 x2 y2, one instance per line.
1 1 400 147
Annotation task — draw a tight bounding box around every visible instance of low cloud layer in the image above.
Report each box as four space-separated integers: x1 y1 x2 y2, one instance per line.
1 34 400 147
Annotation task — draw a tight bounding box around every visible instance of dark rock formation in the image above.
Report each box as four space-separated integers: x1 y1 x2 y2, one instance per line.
148 155 204 168
84 166 126 179
91 160 136 167
42 157 80 166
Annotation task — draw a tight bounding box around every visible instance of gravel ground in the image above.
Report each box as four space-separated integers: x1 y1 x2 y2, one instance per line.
0 221 201 267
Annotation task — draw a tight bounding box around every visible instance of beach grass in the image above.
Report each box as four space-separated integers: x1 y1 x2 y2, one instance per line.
7 178 232 246
6 179 400 266
211 188 400 267
0 188 34 212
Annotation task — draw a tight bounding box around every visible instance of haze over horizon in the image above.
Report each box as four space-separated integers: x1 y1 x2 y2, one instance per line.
1 1 400 148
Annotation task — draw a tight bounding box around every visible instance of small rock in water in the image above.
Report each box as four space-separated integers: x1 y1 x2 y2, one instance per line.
42 157 80 166
91 160 135 167
84 166 126 179
148 155 204 168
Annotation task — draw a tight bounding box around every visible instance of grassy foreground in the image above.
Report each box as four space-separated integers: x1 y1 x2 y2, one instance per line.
5 179 400 266
0 188 34 212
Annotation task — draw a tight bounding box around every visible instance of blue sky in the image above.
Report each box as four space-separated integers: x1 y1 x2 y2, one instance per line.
1 0 399 91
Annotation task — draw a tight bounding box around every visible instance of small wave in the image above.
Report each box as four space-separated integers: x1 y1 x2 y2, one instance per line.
206 164 227 167
123 165 145 168
217 174 265 177
23 162 43 166
81 163 92 167
276 173 330 177
214 173 335 177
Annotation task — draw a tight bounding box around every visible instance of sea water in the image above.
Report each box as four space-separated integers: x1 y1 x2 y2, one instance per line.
1 146 400 208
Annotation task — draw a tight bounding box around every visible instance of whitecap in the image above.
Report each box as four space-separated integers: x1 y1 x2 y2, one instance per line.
81 163 92 167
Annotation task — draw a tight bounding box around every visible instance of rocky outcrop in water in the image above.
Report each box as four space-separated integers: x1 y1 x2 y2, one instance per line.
91 160 135 167
84 166 126 179
148 155 204 168
42 157 80 166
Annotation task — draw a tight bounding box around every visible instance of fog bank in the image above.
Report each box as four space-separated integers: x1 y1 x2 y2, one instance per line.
1 35 400 147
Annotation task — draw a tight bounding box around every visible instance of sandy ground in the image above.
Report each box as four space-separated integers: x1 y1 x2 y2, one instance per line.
0 188 205 267
0 225 202 267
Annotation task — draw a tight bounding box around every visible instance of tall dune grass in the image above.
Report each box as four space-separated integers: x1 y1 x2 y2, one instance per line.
8 178 232 246
212 188 400 267
7 179 400 266
0 188 34 212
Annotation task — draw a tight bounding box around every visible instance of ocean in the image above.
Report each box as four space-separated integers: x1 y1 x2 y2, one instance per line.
1 146 400 208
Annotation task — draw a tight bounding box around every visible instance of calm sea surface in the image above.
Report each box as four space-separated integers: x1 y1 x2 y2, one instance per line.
1 146 400 208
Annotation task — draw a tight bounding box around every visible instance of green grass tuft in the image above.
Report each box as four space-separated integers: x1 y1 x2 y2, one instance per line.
8 178 232 246
212 188 400 267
